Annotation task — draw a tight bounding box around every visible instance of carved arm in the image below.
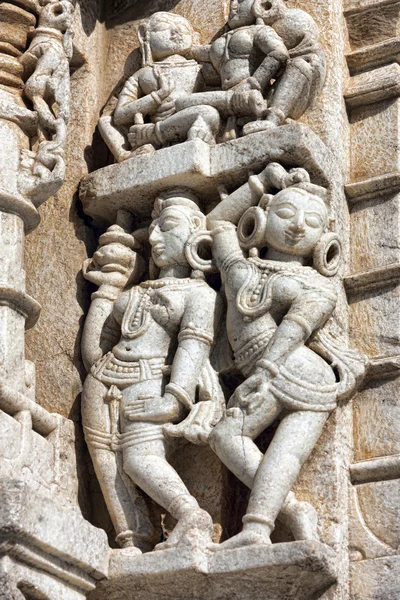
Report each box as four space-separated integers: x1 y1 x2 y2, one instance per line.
255 280 337 376
165 288 222 409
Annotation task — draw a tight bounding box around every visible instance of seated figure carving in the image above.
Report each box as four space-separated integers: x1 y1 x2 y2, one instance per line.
178 0 326 137
81 190 224 553
99 12 222 161
204 163 365 550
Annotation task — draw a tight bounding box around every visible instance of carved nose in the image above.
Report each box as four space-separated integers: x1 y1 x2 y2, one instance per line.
291 212 306 231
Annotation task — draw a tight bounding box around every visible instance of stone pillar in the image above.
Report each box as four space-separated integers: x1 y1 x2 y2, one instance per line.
343 1 400 598
0 2 109 597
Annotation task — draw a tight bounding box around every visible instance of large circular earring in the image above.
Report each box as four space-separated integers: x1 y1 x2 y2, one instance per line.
237 207 267 250
185 230 217 273
313 232 342 277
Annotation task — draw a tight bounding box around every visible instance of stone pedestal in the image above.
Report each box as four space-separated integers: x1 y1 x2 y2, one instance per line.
0 480 109 599
89 542 336 600
80 124 335 224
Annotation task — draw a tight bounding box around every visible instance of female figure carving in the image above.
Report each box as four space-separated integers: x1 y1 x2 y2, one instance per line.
81 190 224 553
207 163 365 549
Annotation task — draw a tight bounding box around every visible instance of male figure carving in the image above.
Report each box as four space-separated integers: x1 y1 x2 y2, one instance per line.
179 0 326 135
99 13 221 161
81 190 224 552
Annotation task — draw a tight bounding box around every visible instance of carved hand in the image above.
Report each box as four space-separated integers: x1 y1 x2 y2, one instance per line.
156 73 175 102
123 393 185 423
163 401 223 445
230 371 271 414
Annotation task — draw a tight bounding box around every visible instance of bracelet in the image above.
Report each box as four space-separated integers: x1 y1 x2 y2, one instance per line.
255 358 279 377
165 383 193 410
211 223 236 236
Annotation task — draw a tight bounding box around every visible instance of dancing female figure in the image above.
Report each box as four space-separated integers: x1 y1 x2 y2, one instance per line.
207 163 365 549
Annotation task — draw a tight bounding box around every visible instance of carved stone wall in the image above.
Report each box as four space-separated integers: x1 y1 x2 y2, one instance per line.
0 1 398 599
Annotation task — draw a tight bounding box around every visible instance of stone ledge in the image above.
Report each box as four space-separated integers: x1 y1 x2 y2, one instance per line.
89 541 337 600
80 124 335 225
345 63 400 109
346 38 400 74
0 479 109 591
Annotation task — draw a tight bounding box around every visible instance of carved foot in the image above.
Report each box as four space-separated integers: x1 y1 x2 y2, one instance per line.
154 508 213 551
242 119 278 136
210 530 272 552
128 124 157 150
282 500 320 542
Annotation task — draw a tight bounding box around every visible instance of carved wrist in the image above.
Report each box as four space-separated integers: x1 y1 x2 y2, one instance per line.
255 359 279 377
165 383 193 410
91 284 123 302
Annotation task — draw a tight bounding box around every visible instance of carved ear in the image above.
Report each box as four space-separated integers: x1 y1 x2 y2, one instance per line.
191 215 203 231
138 23 151 66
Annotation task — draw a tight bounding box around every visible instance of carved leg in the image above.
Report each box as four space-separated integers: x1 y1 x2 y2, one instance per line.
155 106 220 146
265 58 314 126
122 436 213 551
209 397 280 488
82 375 154 551
223 410 329 550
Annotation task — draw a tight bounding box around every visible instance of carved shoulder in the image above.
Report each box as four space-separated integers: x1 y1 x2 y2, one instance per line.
112 289 131 325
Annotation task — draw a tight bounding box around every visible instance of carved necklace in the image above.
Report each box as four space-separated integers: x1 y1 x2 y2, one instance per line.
121 278 201 338
236 258 314 318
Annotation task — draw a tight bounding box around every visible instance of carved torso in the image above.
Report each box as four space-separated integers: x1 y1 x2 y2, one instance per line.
222 256 337 375
210 25 270 90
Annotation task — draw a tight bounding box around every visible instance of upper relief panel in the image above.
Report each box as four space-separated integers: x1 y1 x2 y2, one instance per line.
98 0 326 164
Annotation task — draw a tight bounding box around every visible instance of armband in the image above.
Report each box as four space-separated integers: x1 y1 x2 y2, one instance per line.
283 314 313 338
178 324 213 345
151 91 162 106
255 358 279 377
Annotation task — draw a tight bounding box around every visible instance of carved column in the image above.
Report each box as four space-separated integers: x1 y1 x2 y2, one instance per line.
343 1 400 598
0 2 109 598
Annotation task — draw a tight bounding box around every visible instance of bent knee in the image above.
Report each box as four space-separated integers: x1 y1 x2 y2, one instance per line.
196 105 220 125
209 412 244 449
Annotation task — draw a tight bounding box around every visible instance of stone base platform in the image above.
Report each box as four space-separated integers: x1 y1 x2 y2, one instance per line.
80 123 336 225
89 541 337 600
0 480 109 599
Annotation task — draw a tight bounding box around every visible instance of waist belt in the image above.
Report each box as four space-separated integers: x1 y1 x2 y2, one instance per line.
91 353 170 388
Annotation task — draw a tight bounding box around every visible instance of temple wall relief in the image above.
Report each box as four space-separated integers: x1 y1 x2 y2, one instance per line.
0 1 398 599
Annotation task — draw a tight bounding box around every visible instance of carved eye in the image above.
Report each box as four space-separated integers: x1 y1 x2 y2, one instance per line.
275 207 295 219
305 214 323 228
160 218 179 232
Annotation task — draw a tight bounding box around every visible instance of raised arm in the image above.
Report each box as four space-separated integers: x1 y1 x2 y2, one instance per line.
251 26 289 92
207 162 304 228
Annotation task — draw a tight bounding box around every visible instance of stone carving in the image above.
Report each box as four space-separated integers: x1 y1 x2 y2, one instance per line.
181 0 326 137
18 0 74 207
81 191 225 552
99 1 326 160
99 12 221 162
205 162 365 549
